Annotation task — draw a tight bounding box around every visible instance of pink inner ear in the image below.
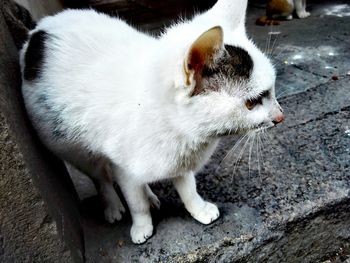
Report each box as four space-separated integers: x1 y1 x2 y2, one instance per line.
189 48 205 72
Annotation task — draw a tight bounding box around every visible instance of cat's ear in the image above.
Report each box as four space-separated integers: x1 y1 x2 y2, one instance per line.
184 26 223 88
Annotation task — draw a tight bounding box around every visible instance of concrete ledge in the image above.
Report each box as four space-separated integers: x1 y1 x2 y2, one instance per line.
0 1 84 261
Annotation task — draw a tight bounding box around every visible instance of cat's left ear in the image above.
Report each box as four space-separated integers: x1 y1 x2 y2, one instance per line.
184 26 223 90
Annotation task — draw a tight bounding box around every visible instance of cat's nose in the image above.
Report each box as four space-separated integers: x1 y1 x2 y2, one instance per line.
272 114 284 125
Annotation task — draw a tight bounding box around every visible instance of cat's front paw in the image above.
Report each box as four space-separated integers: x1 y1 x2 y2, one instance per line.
104 202 126 223
297 11 310 18
130 223 154 244
191 201 220 225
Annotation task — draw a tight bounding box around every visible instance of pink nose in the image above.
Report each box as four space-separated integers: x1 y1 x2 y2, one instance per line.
273 114 285 125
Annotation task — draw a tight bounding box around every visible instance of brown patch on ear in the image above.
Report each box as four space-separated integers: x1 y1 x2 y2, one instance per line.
184 26 223 92
183 61 192 86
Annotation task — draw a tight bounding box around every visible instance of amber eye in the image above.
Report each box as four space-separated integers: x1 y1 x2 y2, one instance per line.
245 100 256 110
246 97 262 110
245 90 270 110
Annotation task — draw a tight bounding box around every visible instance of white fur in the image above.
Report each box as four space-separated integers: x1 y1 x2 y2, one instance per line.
294 0 310 18
285 0 310 19
20 0 283 244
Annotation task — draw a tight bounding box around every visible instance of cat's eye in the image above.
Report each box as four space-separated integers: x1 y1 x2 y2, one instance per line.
245 100 256 110
245 95 263 110
245 90 270 110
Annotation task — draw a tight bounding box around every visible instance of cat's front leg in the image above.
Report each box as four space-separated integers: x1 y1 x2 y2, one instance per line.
119 179 153 244
173 172 220 224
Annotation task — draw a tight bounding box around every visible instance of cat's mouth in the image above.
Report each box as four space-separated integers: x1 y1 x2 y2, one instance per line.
216 130 237 137
215 123 275 138
255 122 275 131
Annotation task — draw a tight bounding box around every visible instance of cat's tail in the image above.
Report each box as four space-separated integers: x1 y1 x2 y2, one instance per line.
255 16 280 26
2 0 36 49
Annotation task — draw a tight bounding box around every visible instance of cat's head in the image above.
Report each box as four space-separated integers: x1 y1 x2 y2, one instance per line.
170 25 283 138
162 0 283 138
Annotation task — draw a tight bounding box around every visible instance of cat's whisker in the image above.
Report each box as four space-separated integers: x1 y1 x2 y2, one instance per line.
271 59 279 68
264 30 269 55
266 26 273 57
248 131 256 179
230 132 253 182
274 46 288 60
256 131 261 182
258 129 266 164
276 86 289 97
276 89 290 99
264 24 272 55
259 128 270 144
217 132 249 171
269 31 281 57
263 129 273 145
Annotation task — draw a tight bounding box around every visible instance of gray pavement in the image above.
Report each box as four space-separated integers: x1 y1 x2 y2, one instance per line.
81 1 350 262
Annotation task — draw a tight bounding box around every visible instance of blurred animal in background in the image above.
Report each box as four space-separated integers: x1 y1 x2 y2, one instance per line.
256 0 310 26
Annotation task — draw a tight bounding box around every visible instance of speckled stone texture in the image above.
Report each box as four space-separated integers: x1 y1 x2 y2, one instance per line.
81 1 350 262
0 1 84 262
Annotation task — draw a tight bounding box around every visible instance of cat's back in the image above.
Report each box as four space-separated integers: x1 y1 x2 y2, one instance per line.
19 9 157 154
24 9 151 66
34 9 146 45
20 9 156 111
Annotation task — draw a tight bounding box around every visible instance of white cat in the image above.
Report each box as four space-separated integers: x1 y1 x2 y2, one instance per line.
20 0 284 244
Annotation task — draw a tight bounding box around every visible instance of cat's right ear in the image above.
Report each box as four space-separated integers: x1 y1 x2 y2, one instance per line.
184 26 223 89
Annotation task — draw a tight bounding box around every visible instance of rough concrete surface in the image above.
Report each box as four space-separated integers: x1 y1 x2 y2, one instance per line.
79 1 350 262
0 1 84 262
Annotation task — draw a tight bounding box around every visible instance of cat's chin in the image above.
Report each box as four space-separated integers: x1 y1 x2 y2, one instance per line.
216 123 275 137
215 128 249 137
253 123 275 132
216 130 238 137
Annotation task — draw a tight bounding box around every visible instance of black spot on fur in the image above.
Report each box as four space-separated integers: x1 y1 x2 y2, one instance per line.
202 45 253 80
224 45 253 78
24 30 47 81
194 45 253 96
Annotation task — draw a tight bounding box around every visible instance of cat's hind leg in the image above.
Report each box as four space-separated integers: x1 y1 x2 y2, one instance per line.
145 184 160 209
173 172 220 224
90 158 125 223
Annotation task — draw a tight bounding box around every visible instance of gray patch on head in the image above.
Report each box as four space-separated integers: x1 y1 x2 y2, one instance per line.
200 45 254 94
222 45 254 79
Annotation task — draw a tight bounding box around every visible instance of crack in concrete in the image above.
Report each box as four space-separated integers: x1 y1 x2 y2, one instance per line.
291 63 329 78
286 105 350 129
